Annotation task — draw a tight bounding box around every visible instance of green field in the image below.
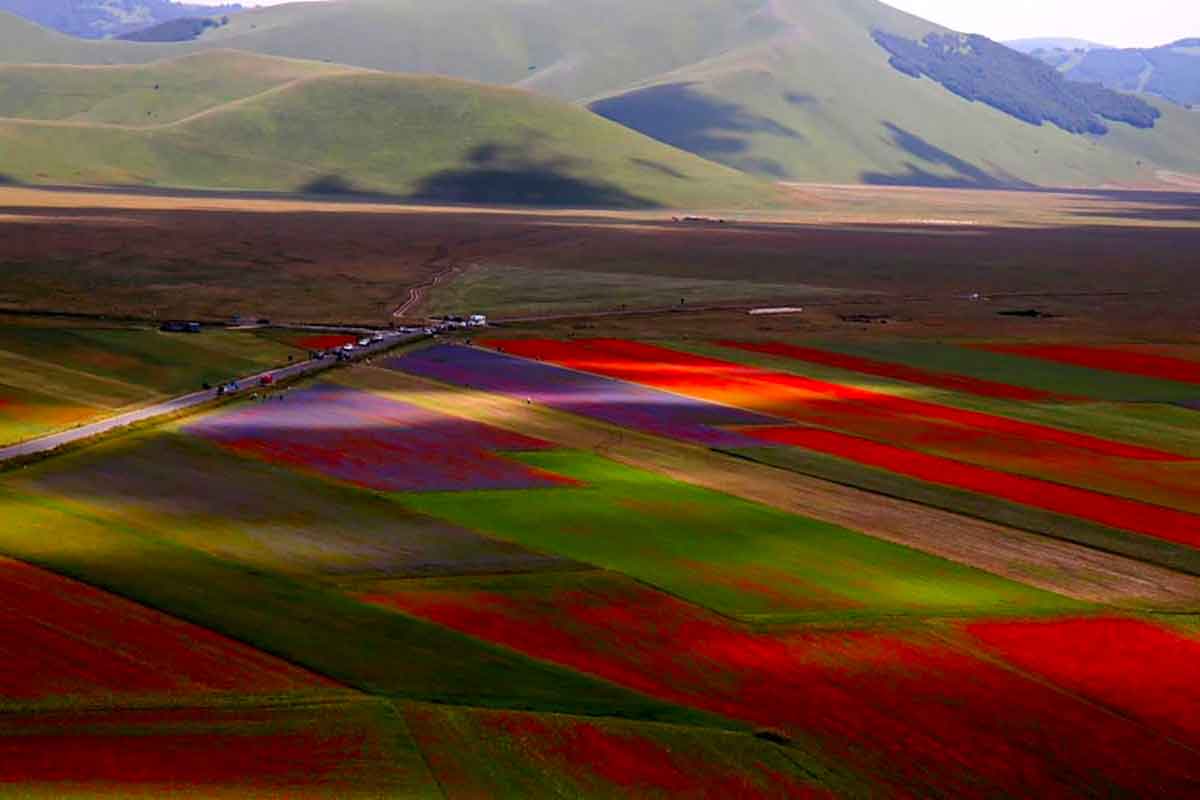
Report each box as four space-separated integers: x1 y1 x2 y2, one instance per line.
403 450 1080 622
739 445 1200 579
0 324 302 445
0 483 716 724
26 431 578 580
422 263 846 318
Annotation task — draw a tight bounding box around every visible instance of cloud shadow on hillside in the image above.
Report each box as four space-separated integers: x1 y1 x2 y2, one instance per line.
589 82 802 178
407 143 658 209
862 123 1033 189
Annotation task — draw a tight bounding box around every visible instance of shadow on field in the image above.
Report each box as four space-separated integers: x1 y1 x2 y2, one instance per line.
589 82 801 178
1062 189 1200 223
863 123 1032 189
408 143 657 209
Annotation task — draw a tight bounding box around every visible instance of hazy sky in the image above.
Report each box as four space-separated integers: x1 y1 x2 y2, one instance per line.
191 1 1199 49
885 1 1199 47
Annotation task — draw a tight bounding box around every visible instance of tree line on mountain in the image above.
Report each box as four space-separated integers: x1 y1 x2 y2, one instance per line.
874 31 1160 135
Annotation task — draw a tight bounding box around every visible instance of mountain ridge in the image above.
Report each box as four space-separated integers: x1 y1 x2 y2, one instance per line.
0 1 1197 192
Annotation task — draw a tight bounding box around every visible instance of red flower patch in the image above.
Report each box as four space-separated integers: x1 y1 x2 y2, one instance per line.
189 384 574 492
486 338 1184 461
0 558 334 700
744 425 1200 549
367 577 1200 797
966 616 1200 749
294 334 360 351
407 706 831 799
718 339 1070 402
978 343 1200 385
0 705 400 792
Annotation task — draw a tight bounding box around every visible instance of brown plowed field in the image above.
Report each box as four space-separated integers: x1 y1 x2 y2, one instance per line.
3 185 1200 340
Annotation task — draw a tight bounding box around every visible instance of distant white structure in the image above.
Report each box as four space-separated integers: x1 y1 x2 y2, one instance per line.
748 307 804 316
468 314 488 328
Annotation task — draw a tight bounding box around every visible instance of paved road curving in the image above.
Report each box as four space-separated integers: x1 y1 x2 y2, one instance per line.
0 333 423 464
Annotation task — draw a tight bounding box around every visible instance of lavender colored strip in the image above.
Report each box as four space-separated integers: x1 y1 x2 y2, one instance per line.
386 345 781 448
187 384 566 492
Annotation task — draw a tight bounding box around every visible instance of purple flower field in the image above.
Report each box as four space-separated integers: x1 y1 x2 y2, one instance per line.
385 345 780 448
187 384 572 492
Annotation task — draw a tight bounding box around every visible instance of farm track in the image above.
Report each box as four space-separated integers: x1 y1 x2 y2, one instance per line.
342 366 1200 610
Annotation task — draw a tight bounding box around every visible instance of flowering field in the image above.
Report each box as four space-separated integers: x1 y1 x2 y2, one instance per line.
0 384 97 446
405 705 838 799
293 333 360 350
403 451 1074 620
388 344 778 448
717 339 1070 402
978 343 1200 385
485 338 1181 460
366 572 1200 798
30 433 576 579
965 617 1200 749
188 384 574 492
0 701 436 798
745 426 1200 550
0 557 333 703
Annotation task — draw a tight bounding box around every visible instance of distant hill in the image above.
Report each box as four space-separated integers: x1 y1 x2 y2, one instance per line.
0 51 776 208
117 17 229 43
1007 38 1112 54
0 1 1197 190
1026 39 1200 108
0 0 240 40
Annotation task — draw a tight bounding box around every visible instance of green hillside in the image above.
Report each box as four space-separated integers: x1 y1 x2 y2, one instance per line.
0 50 346 125
0 63 775 208
1 2 1197 189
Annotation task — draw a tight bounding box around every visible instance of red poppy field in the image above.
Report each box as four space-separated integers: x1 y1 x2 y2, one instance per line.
744 426 1200 549
717 340 1071 402
4 321 1200 796
405 705 836 799
0 557 334 703
965 616 1200 749
485 337 1184 460
0 701 434 798
365 572 1200 798
979 343 1200 385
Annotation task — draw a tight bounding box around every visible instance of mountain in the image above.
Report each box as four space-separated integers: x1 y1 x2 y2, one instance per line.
0 49 776 208
0 0 240 40
1007 38 1112 54
0 0 1197 190
1026 39 1200 109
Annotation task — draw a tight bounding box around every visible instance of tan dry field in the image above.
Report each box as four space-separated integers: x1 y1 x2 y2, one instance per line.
2 185 1199 339
336 365 1200 610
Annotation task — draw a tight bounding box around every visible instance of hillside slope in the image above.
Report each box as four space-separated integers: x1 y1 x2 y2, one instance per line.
0 50 347 125
1 2 1196 189
0 61 775 208
1027 39 1200 109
